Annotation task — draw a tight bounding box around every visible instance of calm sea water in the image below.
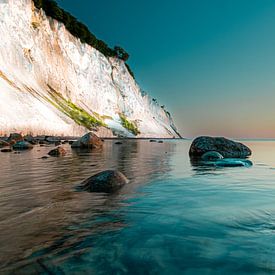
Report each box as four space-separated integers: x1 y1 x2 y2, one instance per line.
1 140 275 274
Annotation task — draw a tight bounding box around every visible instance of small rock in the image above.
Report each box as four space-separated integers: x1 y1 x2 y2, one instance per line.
1 148 12 153
14 151 21 154
41 156 49 159
48 147 67 157
80 170 129 193
158 140 164 143
201 151 224 161
7 133 23 143
13 141 33 150
24 135 36 145
55 141 62 146
150 140 157 143
39 141 47 145
115 141 123 145
71 132 103 149
68 140 74 145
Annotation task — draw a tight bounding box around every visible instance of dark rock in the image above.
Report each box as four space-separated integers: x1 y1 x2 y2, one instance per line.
68 140 74 145
48 147 67 157
45 136 59 143
1 148 12 153
158 140 164 143
14 151 21 154
39 141 47 145
189 136 252 158
201 151 224 161
7 133 23 143
80 170 129 193
71 132 103 149
24 135 36 145
55 141 62 146
41 156 49 159
115 141 123 145
150 140 157 143
13 141 33 150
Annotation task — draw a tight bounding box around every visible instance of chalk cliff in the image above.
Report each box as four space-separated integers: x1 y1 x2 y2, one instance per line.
0 0 181 138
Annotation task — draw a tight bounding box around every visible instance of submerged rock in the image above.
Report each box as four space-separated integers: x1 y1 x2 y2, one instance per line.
13 141 33 150
192 158 253 168
201 151 224 161
48 146 67 157
189 136 251 158
150 140 157 143
71 132 103 149
80 170 129 193
214 159 253 167
115 141 123 145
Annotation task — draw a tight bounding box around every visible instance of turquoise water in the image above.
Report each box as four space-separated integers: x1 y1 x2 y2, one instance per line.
1 140 275 274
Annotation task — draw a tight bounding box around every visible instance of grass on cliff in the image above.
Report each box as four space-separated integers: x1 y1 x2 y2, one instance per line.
119 114 140 136
47 85 106 129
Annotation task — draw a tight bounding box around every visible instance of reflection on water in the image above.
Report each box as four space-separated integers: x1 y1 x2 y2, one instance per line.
1 140 275 274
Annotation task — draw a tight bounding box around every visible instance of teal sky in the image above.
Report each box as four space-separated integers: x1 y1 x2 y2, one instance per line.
56 0 275 138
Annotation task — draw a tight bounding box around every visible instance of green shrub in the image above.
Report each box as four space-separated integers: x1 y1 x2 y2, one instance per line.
32 0 135 77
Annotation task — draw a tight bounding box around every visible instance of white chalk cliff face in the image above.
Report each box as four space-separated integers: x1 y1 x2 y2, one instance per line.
0 0 181 138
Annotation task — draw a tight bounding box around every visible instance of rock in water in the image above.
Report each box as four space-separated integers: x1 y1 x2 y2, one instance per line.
81 170 129 193
13 141 33 150
7 133 23 144
24 135 36 145
48 147 67 157
71 132 103 149
201 151 224 161
189 136 251 158
1 148 12 153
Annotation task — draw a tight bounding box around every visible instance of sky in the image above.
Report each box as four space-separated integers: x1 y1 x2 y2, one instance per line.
56 0 275 138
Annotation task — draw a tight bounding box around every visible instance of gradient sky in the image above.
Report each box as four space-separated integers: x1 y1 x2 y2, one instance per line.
56 0 275 138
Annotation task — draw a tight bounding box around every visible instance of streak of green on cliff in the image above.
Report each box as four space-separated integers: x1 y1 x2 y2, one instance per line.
46 85 106 129
119 113 140 136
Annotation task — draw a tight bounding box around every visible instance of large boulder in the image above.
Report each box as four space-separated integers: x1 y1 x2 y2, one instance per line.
48 147 67 157
80 170 129 193
13 141 33 150
189 136 251 158
71 132 103 149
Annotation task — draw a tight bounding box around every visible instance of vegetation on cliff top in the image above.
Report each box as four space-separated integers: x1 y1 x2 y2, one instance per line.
32 0 133 75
